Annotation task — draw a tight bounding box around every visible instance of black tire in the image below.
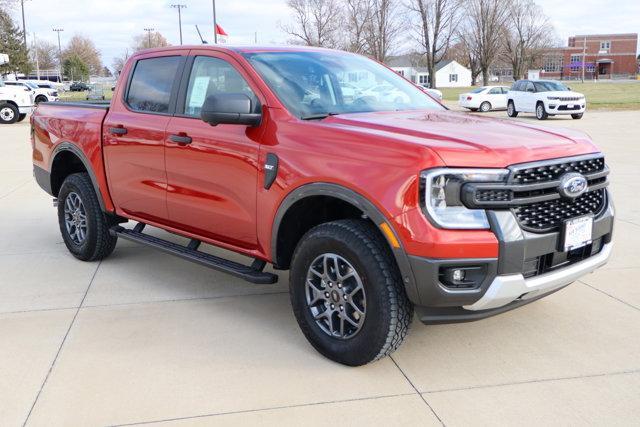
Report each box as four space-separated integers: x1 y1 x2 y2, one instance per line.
57 173 118 261
0 103 19 124
479 101 492 112
35 95 48 104
469 108 478 112
571 113 583 120
536 102 548 120
289 219 413 366
17 113 27 122
507 101 518 117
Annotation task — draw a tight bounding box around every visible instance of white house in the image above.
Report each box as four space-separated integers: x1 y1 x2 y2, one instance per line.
388 56 472 88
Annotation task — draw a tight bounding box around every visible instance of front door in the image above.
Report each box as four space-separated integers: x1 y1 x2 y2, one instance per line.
164 53 264 250
103 52 186 223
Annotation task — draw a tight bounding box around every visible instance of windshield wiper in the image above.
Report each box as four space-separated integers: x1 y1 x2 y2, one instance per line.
300 112 340 120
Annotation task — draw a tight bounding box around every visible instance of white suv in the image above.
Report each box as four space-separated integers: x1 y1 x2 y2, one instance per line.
0 80 34 124
3 80 59 104
507 80 586 120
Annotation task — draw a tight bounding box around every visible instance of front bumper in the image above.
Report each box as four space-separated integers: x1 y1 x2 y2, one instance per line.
410 196 614 323
19 106 34 115
545 101 586 115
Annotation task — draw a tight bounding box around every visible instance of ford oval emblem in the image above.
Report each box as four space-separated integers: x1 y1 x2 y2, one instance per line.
558 173 588 199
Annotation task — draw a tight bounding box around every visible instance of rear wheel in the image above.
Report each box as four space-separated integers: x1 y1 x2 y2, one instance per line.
536 102 548 120
289 219 413 366
571 113 583 120
57 173 118 261
507 101 518 117
479 101 492 112
0 103 19 124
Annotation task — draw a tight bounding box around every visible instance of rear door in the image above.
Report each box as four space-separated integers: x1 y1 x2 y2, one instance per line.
103 51 187 223
522 81 536 112
486 87 506 109
163 51 265 249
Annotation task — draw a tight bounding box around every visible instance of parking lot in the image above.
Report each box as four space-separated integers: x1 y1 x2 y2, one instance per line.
1 109 639 426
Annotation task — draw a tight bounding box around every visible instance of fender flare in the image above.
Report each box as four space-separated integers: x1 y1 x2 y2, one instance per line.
50 142 106 211
271 182 420 303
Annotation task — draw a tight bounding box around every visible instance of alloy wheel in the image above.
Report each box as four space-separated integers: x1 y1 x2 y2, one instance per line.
305 253 366 339
64 192 88 245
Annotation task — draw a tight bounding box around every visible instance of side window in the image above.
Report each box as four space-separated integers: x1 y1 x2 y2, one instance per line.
126 56 181 113
488 87 501 94
526 82 535 92
183 56 259 118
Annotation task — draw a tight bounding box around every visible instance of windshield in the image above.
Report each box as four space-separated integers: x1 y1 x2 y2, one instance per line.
470 87 486 93
534 81 569 92
243 51 443 119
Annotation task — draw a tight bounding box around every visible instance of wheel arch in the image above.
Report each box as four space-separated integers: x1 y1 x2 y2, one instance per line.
50 142 106 211
271 182 420 303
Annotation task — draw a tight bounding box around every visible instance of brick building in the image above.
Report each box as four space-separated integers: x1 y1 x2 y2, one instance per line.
541 33 638 80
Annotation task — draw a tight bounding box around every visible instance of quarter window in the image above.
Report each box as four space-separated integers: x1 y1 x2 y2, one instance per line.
126 56 181 113
183 56 259 118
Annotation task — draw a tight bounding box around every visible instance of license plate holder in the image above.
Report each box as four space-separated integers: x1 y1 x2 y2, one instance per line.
567 104 575 109
561 215 593 252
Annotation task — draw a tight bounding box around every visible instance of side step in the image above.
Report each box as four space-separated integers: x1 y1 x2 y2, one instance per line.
110 224 278 285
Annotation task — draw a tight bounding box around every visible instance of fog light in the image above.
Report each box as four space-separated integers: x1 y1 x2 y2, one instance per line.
439 265 487 290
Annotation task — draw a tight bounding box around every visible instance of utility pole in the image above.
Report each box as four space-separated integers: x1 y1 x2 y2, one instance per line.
144 28 155 48
581 35 587 83
170 4 186 45
53 28 64 82
212 0 217 44
20 0 30 47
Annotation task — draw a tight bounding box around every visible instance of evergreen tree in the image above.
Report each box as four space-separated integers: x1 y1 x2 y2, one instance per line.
0 8 31 74
63 54 89 82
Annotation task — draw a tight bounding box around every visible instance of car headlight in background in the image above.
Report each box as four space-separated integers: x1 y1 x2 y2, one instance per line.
421 168 509 229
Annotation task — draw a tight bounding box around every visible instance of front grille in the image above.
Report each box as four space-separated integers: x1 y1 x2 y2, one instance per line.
461 155 609 233
558 96 583 102
511 157 604 184
514 188 606 232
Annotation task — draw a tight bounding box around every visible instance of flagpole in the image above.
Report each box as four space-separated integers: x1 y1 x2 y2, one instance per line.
212 0 217 44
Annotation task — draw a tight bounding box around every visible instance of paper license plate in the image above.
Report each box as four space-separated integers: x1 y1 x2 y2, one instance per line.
567 104 575 108
562 215 593 251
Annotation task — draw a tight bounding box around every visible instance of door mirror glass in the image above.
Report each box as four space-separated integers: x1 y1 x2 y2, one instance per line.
201 93 262 127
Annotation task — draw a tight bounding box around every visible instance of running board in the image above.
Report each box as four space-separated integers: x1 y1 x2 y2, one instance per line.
110 225 278 284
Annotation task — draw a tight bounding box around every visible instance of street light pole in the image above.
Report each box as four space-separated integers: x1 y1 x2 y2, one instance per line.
20 0 30 47
53 28 64 82
170 4 186 45
144 28 155 48
212 0 217 44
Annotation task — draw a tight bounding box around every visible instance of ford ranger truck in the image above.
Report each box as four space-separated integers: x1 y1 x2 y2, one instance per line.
30 46 614 366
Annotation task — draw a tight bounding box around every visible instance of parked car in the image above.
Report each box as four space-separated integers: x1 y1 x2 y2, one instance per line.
0 80 33 123
69 82 91 92
458 86 510 112
3 80 59 103
31 46 613 366
507 80 586 120
361 83 410 104
418 85 443 101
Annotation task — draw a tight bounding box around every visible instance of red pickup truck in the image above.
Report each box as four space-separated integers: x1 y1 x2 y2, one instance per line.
31 46 613 366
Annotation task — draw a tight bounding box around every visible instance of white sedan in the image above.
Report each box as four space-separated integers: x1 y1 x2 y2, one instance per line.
458 86 510 112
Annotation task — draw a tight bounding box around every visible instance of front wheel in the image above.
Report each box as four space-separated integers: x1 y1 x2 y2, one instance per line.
58 173 118 261
536 103 548 120
35 95 48 104
507 101 518 117
571 113 583 119
289 219 413 366
0 103 19 124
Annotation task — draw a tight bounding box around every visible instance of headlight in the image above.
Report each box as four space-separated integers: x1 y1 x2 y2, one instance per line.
421 168 509 229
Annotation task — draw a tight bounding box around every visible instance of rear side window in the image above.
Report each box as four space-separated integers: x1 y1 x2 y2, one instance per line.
126 56 181 113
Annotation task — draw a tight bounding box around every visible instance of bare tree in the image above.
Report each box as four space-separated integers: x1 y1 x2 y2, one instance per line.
111 49 131 77
344 0 372 53
461 0 509 85
281 0 342 47
501 0 554 80
132 31 171 51
30 40 58 69
62 34 103 76
408 0 460 88
363 0 404 62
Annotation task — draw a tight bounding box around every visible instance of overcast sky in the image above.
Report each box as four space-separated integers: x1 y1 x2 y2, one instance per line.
7 0 640 71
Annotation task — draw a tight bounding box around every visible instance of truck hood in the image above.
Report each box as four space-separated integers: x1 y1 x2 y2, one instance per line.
323 110 599 167
545 90 585 99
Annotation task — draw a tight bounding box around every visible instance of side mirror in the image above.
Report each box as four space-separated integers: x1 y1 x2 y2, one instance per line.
527 87 535 93
567 86 572 90
201 93 261 127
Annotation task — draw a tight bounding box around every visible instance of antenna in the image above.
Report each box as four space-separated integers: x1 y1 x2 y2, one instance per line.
195 25 208 44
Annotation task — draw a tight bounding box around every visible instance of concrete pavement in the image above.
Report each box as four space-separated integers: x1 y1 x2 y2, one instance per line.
1 110 639 426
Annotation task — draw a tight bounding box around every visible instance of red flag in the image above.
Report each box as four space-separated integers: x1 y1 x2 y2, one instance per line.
215 24 228 36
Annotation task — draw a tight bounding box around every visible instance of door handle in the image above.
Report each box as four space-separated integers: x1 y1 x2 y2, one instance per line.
169 134 192 145
109 126 127 136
